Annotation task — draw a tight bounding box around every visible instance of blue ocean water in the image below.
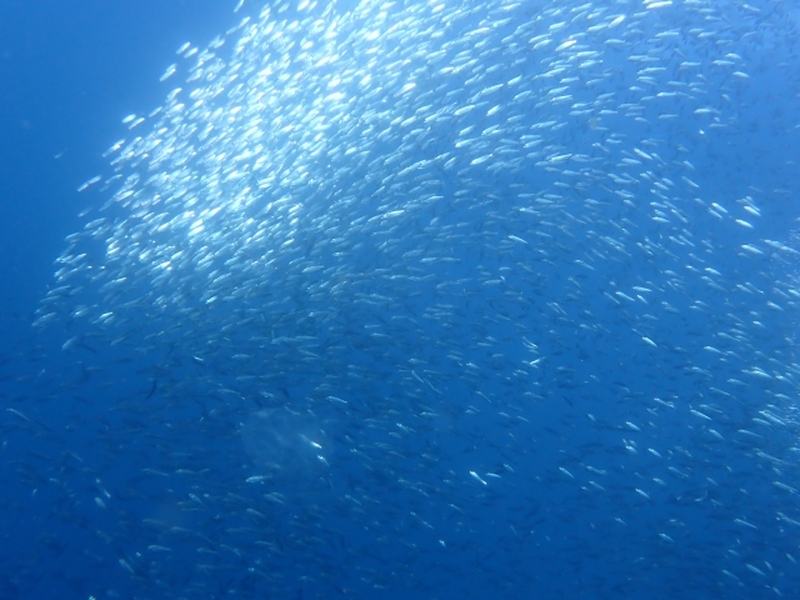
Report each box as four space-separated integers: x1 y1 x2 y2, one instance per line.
0 0 236 344
1 0 799 599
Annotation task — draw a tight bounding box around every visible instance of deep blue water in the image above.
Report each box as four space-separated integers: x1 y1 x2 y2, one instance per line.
0 0 235 345
2 1 800 599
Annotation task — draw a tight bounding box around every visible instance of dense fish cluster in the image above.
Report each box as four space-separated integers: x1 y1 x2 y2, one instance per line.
8 0 800 597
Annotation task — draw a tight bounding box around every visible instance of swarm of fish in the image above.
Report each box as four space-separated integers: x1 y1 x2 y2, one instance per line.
11 0 800 597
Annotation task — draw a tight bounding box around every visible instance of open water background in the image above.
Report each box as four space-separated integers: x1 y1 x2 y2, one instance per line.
1 1 800 599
